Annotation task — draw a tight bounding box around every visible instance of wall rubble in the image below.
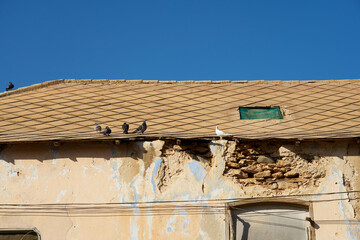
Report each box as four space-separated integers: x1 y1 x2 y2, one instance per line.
222 141 327 191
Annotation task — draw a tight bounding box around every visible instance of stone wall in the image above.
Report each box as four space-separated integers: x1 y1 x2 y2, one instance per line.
223 141 326 190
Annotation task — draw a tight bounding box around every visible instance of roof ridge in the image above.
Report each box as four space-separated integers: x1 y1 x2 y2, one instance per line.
0 79 66 98
1 78 360 97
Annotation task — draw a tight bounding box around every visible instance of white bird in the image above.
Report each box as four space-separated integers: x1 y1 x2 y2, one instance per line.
215 126 232 139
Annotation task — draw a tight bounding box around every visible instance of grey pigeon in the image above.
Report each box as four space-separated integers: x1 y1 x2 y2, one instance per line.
122 122 129 134
132 120 147 134
103 126 111 136
6 81 14 91
94 123 102 132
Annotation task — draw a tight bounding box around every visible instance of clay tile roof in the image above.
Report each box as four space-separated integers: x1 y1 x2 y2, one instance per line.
0 79 360 143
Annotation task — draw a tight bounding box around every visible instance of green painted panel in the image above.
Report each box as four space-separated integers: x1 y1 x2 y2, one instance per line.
239 107 283 119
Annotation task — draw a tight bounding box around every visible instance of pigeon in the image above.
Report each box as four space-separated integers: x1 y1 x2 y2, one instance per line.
132 120 147 134
94 123 102 132
215 126 232 139
102 126 111 136
122 122 129 134
6 81 14 91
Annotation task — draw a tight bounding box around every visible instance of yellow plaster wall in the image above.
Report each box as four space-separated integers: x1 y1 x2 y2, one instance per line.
0 140 358 239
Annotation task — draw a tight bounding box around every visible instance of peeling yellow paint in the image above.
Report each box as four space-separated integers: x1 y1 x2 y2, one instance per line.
0 140 358 239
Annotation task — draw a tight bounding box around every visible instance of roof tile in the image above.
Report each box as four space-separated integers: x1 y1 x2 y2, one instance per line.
0 79 360 142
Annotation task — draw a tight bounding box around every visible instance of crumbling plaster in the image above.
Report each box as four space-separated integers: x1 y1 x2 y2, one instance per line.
0 139 358 239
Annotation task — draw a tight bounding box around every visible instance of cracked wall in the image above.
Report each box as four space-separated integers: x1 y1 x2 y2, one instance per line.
0 139 358 239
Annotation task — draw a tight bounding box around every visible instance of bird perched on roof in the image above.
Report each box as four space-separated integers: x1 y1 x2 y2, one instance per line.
6 81 14 91
103 126 112 136
94 123 102 132
132 120 147 134
215 126 232 139
122 122 129 134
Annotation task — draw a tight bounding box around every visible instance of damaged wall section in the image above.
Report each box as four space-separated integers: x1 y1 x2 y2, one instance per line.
223 141 327 191
156 140 212 192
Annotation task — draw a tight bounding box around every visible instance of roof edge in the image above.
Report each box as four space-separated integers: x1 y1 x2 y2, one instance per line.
1 78 360 97
0 79 66 98
0 135 358 145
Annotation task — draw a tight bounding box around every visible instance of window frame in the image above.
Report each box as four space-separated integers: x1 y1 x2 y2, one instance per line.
225 198 315 240
239 106 284 120
0 228 41 240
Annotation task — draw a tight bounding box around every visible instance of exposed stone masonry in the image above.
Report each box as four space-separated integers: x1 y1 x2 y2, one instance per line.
156 139 331 194
223 141 326 190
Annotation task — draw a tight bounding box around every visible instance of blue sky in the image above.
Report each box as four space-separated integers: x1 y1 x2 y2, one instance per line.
1 0 360 89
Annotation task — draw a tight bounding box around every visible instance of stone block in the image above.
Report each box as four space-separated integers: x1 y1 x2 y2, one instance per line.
273 167 286 173
262 165 274 171
228 157 238 163
245 155 258 160
241 165 262 174
257 155 275 164
276 160 292 168
237 170 249 179
284 170 299 178
227 162 241 168
226 169 248 179
236 153 246 158
254 170 272 178
255 177 265 181
272 172 283 178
